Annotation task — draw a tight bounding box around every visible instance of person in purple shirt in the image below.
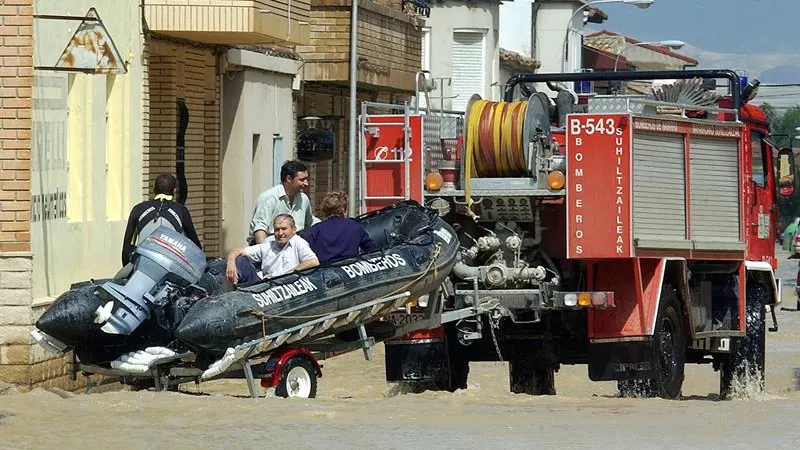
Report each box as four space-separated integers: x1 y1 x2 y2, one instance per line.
302 190 376 263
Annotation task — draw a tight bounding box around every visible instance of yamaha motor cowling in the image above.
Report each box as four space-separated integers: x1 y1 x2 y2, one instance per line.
94 227 206 335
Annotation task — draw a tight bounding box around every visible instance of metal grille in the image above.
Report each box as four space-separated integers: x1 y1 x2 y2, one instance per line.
422 114 463 170
588 95 648 114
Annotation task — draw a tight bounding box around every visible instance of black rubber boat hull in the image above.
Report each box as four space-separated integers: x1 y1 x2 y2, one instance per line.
175 218 458 355
34 201 458 364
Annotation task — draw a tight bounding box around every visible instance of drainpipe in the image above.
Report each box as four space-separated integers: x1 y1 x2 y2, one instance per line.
176 100 189 204
347 0 359 215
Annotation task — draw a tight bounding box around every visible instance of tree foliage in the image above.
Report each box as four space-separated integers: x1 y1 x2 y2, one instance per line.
763 102 800 227
763 102 800 148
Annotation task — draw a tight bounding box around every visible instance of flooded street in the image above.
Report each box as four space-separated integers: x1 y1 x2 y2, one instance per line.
2 251 800 449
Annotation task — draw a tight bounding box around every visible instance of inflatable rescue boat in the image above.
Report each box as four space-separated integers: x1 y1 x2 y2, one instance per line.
32 201 458 368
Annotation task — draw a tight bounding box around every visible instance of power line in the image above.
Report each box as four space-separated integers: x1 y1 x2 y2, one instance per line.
761 84 800 88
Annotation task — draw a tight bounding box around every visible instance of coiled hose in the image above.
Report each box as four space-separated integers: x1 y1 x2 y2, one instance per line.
464 99 530 216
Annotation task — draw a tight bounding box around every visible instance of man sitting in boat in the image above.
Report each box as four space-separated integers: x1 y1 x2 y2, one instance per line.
225 214 320 285
301 189 376 263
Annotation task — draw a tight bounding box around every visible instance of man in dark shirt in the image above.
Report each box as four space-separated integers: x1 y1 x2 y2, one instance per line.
121 173 202 266
302 189 376 263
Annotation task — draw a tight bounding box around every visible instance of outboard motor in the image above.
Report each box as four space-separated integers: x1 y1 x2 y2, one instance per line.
94 227 207 335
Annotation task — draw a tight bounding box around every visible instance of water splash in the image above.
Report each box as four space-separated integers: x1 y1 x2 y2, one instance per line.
724 360 783 401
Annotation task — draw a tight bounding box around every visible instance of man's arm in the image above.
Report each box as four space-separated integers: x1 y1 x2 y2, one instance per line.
121 205 140 266
253 230 268 245
181 207 202 250
304 195 314 230
225 247 251 284
293 257 319 272
250 195 276 244
292 237 320 272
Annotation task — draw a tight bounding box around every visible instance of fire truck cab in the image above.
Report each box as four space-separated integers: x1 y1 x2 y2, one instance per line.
360 69 796 399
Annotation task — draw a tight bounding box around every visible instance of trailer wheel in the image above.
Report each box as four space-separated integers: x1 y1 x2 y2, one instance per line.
618 285 685 399
509 360 556 395
719 282 766 399
275 357 317 399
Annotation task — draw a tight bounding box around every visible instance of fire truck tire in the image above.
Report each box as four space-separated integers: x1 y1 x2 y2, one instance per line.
275 357 318 399
719 282 766 399
651 286 686 399
509 360 556 395
617 379 655 398
618 285 685 399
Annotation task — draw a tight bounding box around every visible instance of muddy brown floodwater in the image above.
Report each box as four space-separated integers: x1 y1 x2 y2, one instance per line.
2 253 800 449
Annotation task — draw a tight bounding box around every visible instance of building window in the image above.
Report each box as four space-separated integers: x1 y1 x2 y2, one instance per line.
422 27 431 72
451 30 486 112
419 28 431 108
751 131 767 187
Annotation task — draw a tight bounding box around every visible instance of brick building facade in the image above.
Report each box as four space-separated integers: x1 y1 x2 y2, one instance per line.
0 0 422 390
297 0 422 211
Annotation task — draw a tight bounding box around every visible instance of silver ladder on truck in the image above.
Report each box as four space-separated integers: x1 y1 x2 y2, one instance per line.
359 101 413 213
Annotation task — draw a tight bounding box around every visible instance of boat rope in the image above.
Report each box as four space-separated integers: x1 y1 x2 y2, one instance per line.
464 99 529 218
247 243 444 331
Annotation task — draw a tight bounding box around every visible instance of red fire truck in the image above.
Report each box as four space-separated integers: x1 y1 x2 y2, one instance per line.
360 69 796 399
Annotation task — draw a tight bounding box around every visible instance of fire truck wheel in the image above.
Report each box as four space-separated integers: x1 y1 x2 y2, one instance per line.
651 286 686 399
619 285 685 399
275 357 318 399
617 379 655 398
719 282 767 399
509 360 556 395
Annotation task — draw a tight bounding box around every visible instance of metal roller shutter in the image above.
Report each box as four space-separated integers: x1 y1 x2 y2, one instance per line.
689 136 741 244
419 28 430 109
632 132 687 245
451 32 484 112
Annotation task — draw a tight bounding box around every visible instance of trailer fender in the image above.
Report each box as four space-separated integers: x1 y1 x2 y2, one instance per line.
260 347 322 389
744 261 780 306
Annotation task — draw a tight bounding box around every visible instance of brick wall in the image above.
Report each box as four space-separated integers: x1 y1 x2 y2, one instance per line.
0 0 50 389
300 85 400 213
296 0 422 91
145 38 221 256
0 0 32 254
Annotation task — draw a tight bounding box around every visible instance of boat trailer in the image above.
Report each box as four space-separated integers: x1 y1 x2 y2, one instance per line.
71 291 414 398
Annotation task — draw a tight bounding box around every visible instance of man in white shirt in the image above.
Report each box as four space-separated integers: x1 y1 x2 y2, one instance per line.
226 214 320 285
248 160 315 244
